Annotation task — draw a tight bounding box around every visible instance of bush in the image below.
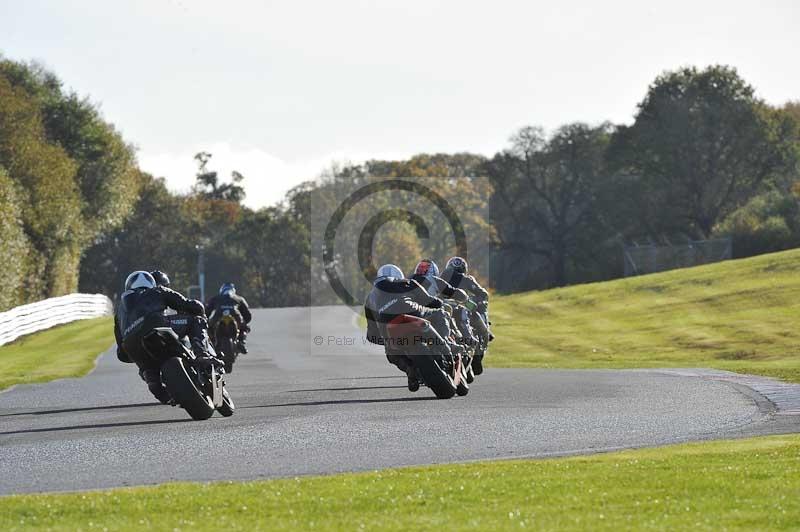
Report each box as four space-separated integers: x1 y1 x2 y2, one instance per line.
714 190 800 258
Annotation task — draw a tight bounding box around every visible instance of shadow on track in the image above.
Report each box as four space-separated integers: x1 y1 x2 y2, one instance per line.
325 376 403 381
0 402 160 418
0 418 193 436
288 385 408 393
243 396 436 410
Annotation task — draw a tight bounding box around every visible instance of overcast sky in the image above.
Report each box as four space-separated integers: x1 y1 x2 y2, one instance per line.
2 0 798 207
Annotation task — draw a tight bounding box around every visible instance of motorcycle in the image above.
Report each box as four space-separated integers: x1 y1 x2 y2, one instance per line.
445 298 489 382
385 314 469 399
212 312 240 373
140 324 235 420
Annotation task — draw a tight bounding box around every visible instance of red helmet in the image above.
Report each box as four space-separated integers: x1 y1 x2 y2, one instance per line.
414 259 439 279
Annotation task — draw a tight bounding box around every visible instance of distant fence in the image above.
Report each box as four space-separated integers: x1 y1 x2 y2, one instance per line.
623 237 733 277
0 294 113 346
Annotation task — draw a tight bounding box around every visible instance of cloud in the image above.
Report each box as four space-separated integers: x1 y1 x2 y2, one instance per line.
137 143 410 209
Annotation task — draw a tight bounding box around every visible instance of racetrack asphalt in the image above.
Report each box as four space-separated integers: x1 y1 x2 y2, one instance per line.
1 306 799 494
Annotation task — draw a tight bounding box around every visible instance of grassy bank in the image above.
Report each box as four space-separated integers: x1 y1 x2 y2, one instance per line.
489 249 800 382
0 316 114 390
2 434 799 530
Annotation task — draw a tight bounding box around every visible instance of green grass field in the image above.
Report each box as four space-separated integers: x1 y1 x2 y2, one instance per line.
0 316 114 390
2 434 799 531
489 249 800 382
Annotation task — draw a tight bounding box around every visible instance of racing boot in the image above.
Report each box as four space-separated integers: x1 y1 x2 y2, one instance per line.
406 366 420 392
237 338 248 354
140 368 171 404
192 339 223 371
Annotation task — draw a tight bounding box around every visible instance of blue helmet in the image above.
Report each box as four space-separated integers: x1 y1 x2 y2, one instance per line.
219 283 236 296
374 264 403 285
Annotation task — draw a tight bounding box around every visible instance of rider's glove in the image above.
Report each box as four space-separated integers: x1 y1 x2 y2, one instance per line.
427 298 443 309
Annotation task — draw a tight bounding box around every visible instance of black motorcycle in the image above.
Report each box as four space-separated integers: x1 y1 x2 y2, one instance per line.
212 313 240 373
141 326 234 420
445 299 488 384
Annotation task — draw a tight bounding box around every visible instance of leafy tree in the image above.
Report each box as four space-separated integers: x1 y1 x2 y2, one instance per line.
0 73 83 299
0 58 140 241
79 173 194 297
0 166 29 310
608 65 798 239
193 152 246 202
487 123 612 289
235 205 310 307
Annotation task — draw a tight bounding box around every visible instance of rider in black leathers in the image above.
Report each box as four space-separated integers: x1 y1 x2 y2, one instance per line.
364 264 452 391
409 259 477 346
206 283 252 354
114 271 218 403
441 256 493 373
441 257 491 337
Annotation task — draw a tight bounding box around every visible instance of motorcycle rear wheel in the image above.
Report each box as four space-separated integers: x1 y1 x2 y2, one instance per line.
217 336 237 374
161 357 215 420
456 363 470 396
413 351 456 399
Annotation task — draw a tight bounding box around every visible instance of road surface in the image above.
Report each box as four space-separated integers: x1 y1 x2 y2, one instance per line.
1 306 798 494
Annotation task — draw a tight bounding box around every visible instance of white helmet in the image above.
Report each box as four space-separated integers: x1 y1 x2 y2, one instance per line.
374 264 403 285
124 271 156 291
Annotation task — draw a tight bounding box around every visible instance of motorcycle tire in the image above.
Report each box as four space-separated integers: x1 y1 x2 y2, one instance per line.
217 386 235 417
472 347 485 375
218 336 237 374
456 364 470 396
413 352 456 399
466 363 475 384
161 357 215 420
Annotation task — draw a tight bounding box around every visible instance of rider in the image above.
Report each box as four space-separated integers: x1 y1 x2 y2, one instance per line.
441 256 493 372
206 283 252 354
364 264 453 391
409 259 478 347
151 270 171 288
114 271 219 403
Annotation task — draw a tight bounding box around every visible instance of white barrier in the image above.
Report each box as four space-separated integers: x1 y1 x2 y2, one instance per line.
0 293 114 346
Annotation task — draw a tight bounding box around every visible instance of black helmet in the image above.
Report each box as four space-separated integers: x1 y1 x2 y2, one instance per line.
446 256 468 274
124 271 156 291
151 270 170 287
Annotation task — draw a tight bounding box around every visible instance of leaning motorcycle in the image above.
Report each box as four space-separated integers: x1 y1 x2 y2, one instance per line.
141 325 235 420
385 314 468 399
212 312 240 373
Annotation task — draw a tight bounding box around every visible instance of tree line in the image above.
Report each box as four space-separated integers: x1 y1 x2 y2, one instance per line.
0 59 798 311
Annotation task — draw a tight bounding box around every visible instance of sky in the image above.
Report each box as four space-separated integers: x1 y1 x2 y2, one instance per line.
2 0 799 208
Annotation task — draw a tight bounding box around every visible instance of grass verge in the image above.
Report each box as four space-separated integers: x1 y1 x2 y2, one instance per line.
1 434 799 530
489 249 800 382
0 316 114 391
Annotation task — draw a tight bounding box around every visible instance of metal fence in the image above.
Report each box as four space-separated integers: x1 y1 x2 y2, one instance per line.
623 238 733 277
0 293 113 346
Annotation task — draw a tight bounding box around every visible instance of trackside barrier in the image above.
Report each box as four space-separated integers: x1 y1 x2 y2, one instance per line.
0 294 113 346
